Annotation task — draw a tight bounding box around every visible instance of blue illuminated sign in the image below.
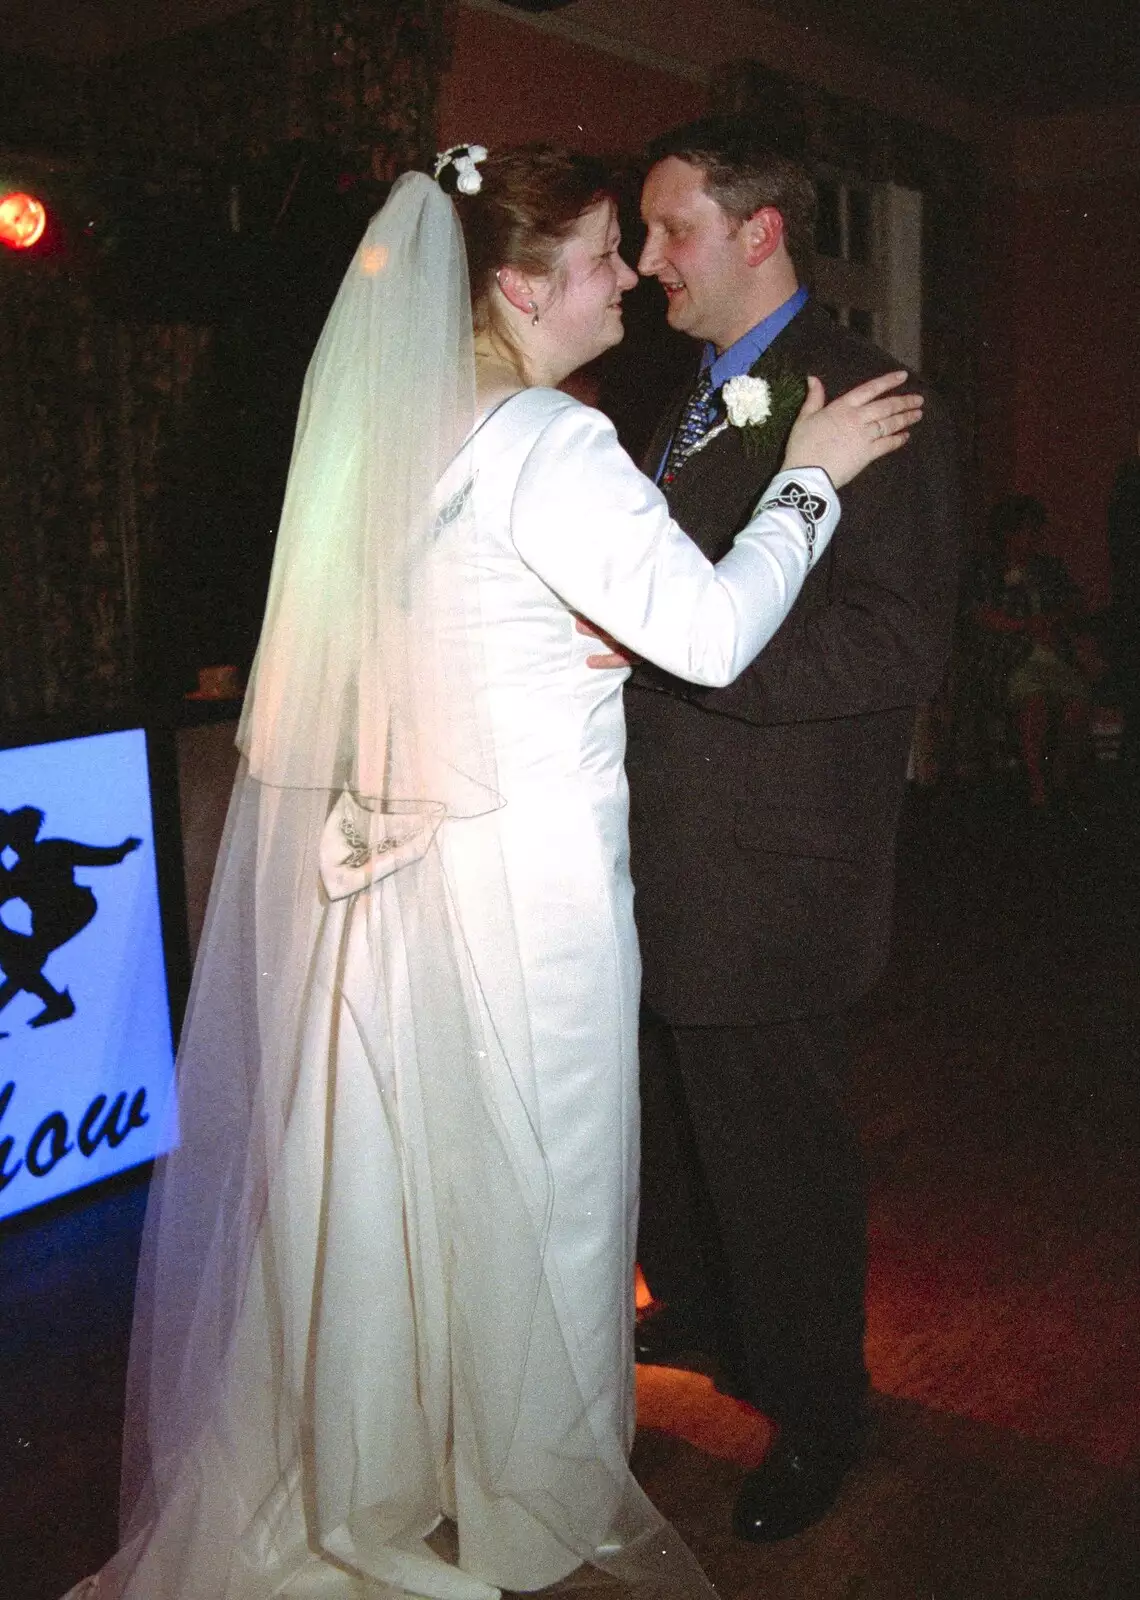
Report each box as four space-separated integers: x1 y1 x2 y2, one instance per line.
0 727 178 1219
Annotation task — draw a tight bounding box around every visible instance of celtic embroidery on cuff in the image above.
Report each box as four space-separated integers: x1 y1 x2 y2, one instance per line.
760 479 832 561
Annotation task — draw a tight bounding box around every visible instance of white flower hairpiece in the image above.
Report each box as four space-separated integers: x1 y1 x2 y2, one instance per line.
723 375 773 429
433 143 489 196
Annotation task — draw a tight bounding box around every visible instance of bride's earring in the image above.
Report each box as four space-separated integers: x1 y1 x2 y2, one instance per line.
495 268 540 325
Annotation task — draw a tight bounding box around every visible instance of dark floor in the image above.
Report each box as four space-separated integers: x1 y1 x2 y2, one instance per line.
3 773 1139 1599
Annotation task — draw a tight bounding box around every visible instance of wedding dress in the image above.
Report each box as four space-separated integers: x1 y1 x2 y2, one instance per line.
62 178 836 1600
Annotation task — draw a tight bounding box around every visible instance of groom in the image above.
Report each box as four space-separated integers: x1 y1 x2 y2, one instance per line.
616 119 960 1541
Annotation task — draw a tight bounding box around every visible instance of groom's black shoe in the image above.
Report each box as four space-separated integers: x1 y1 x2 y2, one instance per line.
731 1419 868 1543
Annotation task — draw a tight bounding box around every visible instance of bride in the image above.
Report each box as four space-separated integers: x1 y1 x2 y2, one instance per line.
64 145 918 1600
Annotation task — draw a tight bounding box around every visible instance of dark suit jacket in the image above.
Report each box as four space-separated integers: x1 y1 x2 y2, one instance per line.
625 300 961 1026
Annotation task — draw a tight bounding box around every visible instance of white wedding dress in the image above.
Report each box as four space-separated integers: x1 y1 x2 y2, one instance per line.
67 389 835 1600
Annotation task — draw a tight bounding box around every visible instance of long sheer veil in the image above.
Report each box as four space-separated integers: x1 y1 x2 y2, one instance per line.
90 173 718 1600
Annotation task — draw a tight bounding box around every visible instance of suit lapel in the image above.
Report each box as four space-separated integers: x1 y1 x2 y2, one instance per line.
641 301 838 560
659 335 810 560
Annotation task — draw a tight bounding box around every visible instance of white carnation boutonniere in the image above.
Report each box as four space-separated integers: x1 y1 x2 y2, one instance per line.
722 369 808 457
723 375 772 429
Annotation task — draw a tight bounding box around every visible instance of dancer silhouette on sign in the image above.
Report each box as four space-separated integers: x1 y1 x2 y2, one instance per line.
0 807 141 1037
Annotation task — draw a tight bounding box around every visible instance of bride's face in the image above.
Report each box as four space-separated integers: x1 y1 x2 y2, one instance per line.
538 200 638 375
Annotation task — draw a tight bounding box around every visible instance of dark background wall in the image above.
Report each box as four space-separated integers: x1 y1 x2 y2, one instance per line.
1002 116 1140 605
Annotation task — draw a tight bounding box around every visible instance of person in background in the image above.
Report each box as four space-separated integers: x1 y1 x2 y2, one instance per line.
970 494 1091 808
1106 437 1140 782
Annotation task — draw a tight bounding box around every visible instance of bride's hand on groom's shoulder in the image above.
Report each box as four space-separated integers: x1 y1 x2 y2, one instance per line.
782 372 924 488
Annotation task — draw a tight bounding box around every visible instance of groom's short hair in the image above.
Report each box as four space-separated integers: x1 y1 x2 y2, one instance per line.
645 117 817 274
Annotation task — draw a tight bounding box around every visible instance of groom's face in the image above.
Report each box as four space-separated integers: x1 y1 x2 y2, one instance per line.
638 157 755 353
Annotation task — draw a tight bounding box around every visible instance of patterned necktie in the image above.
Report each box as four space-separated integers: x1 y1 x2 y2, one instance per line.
661 369 715 487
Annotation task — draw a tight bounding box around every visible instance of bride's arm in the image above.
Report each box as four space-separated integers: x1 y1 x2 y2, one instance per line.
511 399 836 688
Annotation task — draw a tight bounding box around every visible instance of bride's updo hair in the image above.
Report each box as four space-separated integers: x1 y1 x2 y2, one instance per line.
439 144 616 343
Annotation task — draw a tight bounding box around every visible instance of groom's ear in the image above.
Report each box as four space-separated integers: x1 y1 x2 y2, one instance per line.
743 207 786 268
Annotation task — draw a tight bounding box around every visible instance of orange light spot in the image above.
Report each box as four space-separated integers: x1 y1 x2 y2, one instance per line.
360 244 388 276
635 1366 775 1467
0 192 47 250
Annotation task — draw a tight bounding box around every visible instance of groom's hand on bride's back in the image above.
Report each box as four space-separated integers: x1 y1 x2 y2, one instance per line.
575 615 640 670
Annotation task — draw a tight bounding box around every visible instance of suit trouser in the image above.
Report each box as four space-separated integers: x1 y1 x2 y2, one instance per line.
637 1008 869 1438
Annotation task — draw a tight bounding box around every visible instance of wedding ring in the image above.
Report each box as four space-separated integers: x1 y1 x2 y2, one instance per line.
874 420 886 440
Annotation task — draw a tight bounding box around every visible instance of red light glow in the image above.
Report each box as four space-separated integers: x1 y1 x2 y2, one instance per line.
0 192 48 250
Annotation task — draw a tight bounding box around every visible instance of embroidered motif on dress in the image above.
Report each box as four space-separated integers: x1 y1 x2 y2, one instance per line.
760 478 832 563
338 810 397 869
434 476 475 531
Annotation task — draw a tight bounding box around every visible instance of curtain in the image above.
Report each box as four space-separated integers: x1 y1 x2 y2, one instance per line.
0 0 447 722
